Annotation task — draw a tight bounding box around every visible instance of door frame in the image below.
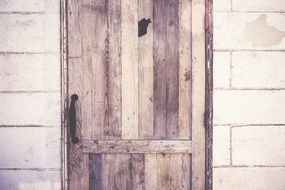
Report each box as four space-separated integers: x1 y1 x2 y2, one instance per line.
59 0 213 189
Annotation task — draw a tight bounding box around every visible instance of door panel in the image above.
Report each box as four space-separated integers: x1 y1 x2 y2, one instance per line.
89 154 190 190
67 0 206 189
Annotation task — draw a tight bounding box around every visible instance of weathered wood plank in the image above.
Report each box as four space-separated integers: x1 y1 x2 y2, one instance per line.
102 154 132 190
179 0 192 139
121 0 139 139
89 154 103 190
88 0 109 139
165 0 179 138
191 0 206 189
83 140 192 154
67 0 81 57
107 0 122 139
68 152 89 190
153 0 167 139
131 154 145 190
138 0 154 139
144 154 158 190
153 0 179 139
156 154 171 189
67 1 94 189
79 0 94 138
170 154 191 190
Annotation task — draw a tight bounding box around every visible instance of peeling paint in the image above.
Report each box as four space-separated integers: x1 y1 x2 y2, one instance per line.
244 14 285 47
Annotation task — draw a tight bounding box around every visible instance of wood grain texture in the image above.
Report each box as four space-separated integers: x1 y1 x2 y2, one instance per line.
179 0 192 139
67 0 81 57
191 0 206 189
153 0 179 139
106 0 122 139
89 154 103 190
153 0 167 139
67 0 208 189
165 0 179 138
102 154 132 190
83 140 192 154
169 154 191 190
90 154 145 190
156 154 171 189
144 154 158 190
68 57 89 190
138 0 154 139
88 0 108 139
131 154 145 190
121 0 139 139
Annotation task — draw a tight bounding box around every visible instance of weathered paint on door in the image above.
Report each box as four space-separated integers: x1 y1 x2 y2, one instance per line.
67 0 206 189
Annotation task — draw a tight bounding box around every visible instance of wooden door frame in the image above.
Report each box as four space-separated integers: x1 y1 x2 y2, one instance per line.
59 0 213 189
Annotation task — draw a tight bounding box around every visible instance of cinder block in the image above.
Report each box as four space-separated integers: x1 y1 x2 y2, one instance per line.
0 14 59 52
0 170 61 190
214 90 285 125
0 127 60 168
232 0 285 12
0 54 60 91
0 93 60 126
214 13 285 50
213 52 231 88
232 126 285 166
0 0 59 12
213 125 231 166
213 0 231 12
214 167 285 190
232 51 285 88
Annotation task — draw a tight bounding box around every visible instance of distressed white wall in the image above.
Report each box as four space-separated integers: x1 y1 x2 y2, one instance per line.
213 0 285 189
0 0 61 189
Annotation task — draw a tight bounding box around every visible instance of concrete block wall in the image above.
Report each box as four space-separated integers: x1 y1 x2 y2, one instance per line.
213 1 285 189
0 0 61 189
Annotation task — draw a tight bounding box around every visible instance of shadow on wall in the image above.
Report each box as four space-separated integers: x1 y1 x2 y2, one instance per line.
0 170 61 190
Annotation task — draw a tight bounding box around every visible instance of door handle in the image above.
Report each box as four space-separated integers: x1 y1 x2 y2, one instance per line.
69 94 79 144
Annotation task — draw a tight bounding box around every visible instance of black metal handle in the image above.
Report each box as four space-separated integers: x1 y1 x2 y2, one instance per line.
69 94 79 144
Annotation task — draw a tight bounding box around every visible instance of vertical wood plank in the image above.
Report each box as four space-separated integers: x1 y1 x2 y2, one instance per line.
138 0 154 139
121 0 139 139
107 0 122 139
191 0 206 189
166 0 179 138
89 154 103 190
88 0 109 139
156 154 171 189
144 154 158 190
153 0 179 139
68 58 89 190
102 154 132 190
179 0 192 139
68 152 89 190
68 2 89 186
67 0 81 57
153 0 167 139
170 154 191 190
131 154 145 190
80 0 94 139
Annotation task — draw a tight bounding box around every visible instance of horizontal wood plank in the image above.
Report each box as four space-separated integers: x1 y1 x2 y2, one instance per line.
83 140 192 154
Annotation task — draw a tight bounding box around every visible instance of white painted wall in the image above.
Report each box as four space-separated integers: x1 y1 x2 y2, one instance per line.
0 0 285 189
213 0 285 189
0 0 61 189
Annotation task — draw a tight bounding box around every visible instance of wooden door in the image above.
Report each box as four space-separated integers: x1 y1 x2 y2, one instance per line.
66 0 207 189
